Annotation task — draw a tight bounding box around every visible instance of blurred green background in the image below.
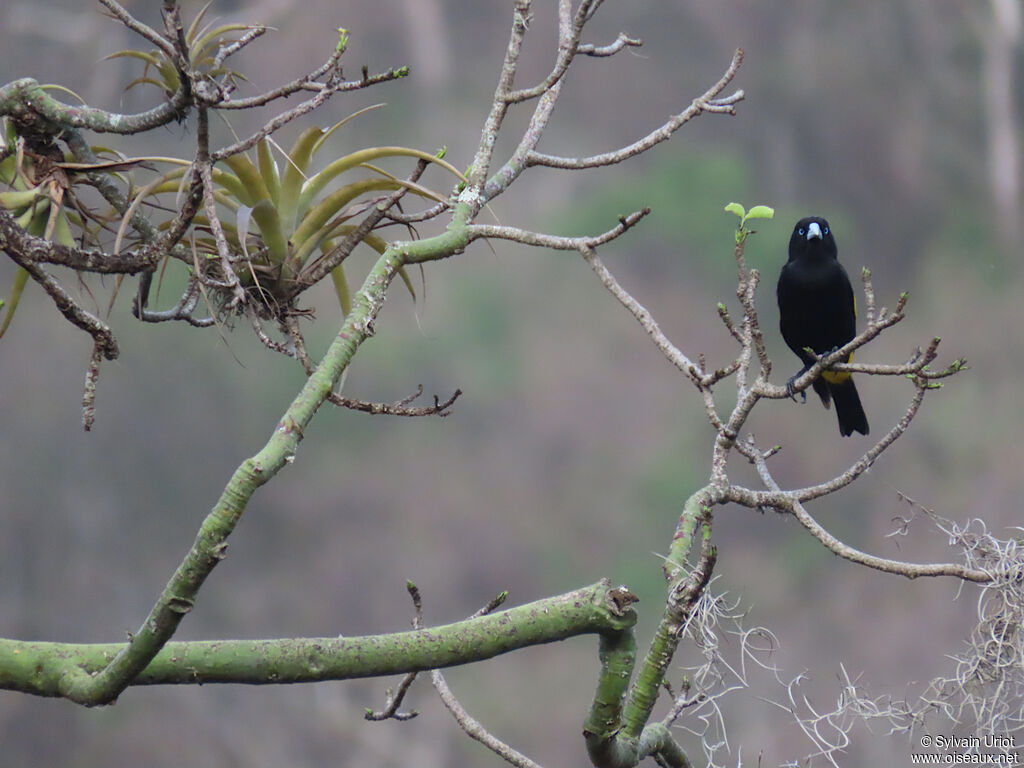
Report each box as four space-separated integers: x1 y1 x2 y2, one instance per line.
1 1 1021 765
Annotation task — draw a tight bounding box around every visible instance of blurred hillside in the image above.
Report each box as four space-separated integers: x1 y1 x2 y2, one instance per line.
0 1 1021 766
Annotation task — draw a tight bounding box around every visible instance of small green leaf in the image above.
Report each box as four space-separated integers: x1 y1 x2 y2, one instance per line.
724 202 745 219
336 28 349 53
744 205 774 220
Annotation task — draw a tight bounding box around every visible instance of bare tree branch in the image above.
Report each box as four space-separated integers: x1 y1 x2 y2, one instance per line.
403 585 541 768
578 32 643 57
0 208 159 274
220 65 410 110
468 208 650 251
526 48 744 170
210 72 345 161
4 256 118 360
97 0 177 58
329 385 462 417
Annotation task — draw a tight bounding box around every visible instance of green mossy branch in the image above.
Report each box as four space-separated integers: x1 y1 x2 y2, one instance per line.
0 581 635 698
584 488 717 768
46 205 476 705
0 78 188 136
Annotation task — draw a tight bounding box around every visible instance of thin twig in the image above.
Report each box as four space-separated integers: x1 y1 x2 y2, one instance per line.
384 199 450 224
505 0 600 104
405 586 537 768
213 26 267 70
328 386 462 417
366 584 508 722
219 66 410 110
97 0 176 59
134 276 215 326
578 245 702 384
211 72 344 161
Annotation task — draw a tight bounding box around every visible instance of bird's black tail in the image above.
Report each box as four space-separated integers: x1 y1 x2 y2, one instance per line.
830 379 869 437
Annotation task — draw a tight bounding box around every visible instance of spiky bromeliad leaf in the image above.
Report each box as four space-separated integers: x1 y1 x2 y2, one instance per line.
296 146 464 214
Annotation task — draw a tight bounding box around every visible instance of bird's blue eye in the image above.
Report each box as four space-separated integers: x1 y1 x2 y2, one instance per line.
823 226 830 235
797 227 805 236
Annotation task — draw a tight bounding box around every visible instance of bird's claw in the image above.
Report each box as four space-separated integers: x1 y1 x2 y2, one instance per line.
785 376 807 403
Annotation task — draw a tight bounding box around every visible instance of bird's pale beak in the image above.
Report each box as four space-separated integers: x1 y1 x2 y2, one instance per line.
806 222 822 240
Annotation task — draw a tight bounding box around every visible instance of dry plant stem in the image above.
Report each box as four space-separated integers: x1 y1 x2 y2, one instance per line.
733 237 772 378
471 0 641 205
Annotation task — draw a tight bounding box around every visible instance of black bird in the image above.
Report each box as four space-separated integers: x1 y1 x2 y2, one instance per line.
777 216 869 436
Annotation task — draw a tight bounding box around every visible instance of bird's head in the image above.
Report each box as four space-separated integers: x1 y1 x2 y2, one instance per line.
788 216 837 261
